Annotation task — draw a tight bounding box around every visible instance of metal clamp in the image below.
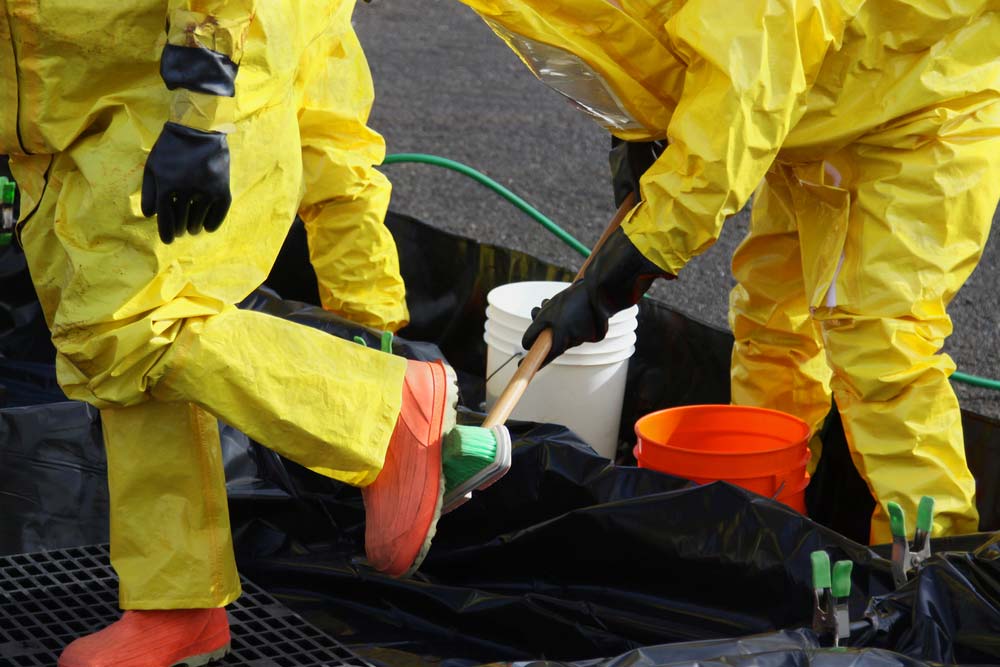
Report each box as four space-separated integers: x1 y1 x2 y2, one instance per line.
812 550 853 647
889 495 934 589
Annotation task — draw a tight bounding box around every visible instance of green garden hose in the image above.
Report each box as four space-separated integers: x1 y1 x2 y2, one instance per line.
952 371 1000 392
383 153 591 258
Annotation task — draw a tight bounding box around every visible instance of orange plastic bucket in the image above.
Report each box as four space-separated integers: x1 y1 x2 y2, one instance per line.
634 405 810 513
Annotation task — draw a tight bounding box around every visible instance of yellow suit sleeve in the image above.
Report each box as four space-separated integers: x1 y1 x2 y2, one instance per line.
296 27 410 333
164 1 257 133
622 0 856 275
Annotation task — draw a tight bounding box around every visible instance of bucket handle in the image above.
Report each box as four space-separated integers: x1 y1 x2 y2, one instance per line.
486 351 523 383
771 480 787 500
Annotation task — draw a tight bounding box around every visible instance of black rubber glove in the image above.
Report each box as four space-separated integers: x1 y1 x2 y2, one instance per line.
142 43 239 244
141 122 232 244
522 227 672 366
609 137 668 207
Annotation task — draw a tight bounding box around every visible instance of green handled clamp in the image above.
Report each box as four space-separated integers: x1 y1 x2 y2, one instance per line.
889 495 934 588
812 550 854 647
0 176 15 246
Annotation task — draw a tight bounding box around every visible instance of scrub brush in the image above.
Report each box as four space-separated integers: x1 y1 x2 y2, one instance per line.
440 193 637 513
441 423 513 513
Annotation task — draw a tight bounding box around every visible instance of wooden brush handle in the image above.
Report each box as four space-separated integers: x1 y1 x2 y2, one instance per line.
482 192 637 429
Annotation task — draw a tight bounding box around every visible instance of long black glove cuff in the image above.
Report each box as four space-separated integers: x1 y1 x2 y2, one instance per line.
584 227 672 318
160 44 238 97
521 228 671 364
609 137 668 207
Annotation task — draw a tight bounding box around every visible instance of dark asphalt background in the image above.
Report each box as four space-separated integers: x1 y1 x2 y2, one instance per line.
354 0 999 418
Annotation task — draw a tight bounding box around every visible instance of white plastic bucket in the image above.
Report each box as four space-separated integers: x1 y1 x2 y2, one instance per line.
483 281 638 460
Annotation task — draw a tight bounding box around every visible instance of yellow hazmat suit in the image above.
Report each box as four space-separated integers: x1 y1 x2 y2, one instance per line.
2 0 409 607
460 0 1000 543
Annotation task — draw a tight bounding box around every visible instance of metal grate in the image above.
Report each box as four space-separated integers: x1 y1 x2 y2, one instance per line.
1 544 372 666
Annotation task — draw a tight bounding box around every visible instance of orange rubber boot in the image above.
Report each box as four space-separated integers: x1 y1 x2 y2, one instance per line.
58 608 230 667
363 359 457 577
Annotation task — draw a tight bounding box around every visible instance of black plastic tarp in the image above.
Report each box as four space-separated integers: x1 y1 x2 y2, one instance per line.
229 422 1000 666
3 213 1000 666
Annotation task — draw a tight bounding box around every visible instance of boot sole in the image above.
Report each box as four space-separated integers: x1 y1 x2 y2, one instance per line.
172 642 231 667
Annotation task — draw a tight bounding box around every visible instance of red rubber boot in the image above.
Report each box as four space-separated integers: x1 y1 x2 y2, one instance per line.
58 608 230 667
363 359 457 577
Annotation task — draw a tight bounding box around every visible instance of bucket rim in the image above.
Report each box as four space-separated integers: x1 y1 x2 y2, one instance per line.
633 405 810 457
485 331 636 366
633 444 812 502
485 304 639 335
484 322 637 356
634 445 811 481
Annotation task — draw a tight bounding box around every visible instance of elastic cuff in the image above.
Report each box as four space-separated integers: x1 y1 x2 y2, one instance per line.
119 590 241 610
161 44 237 97
621 202 688 276
169 90 237 134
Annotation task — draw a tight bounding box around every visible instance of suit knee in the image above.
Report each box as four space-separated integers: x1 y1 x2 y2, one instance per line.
816 311 953 403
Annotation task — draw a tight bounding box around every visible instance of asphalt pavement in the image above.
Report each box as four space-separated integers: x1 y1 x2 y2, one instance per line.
354 0 999 418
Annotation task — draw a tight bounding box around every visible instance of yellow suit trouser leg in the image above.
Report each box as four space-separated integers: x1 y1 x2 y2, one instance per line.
731 97 999 543
15 96 408 608
102 403 241 609
812 102 1000 544
729 171 835 473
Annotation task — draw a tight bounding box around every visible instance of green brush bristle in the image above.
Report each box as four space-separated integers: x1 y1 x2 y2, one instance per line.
443 425 497 494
